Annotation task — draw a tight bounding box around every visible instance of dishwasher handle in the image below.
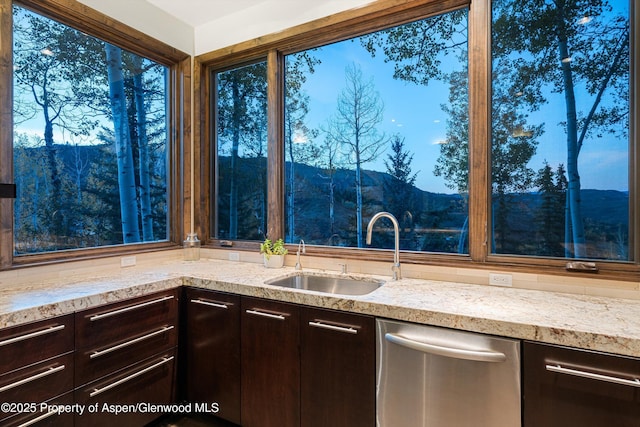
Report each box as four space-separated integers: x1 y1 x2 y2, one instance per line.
385 332 507 363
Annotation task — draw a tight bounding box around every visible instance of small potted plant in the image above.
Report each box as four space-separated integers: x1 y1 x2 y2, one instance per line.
260 238 288 268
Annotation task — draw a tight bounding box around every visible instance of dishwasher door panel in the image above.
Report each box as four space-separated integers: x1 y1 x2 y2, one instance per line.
376 319 521 427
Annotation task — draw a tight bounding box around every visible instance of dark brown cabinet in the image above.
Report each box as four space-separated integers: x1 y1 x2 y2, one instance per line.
238 297 375 427
523 341 640 427
300 307 375 427
74 351 176 427
74 289 179 427
0 314 74 426
241 297 300 427
183 288 241 424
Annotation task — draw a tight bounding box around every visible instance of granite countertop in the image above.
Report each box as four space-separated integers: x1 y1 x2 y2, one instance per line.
1 258 639 358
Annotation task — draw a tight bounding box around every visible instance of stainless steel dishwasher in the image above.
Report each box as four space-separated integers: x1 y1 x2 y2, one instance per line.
377 319 521 427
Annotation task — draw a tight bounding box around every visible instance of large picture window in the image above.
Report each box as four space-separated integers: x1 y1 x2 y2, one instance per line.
284 9 469 253
12 4 170 254
491 0 631 261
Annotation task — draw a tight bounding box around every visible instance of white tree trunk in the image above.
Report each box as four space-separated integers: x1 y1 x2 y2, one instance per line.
132 56 154 241
105 43 141 244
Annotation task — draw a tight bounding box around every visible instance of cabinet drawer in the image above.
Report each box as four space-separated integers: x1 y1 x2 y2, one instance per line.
75 351 176 427
2 391 73 427
0 353 73 421
0 315 73 375
75 321 177 386
75 289 178 350
523 341 640 427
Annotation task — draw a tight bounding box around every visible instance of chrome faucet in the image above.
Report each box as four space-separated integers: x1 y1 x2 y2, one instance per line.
295 239 306 270
366 212 401 280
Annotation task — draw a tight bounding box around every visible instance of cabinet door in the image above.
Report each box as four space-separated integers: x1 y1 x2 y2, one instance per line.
241 297 300 427
524 341 640 427
184 288 240 424
301 307 375 427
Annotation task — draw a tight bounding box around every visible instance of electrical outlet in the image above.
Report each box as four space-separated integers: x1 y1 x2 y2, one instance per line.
120 255 136 267
228 252 240 261
489 273 512 287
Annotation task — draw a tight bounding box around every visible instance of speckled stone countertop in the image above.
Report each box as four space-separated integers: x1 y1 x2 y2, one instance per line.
1 258 639 358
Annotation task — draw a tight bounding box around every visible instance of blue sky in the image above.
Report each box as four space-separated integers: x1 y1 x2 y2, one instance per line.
295 39 455 194
290 8 630 194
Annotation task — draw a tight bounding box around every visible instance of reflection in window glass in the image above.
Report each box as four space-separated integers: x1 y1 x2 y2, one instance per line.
214 62 268 240
13 6 169 254
491 0 631 260
284 9 469 253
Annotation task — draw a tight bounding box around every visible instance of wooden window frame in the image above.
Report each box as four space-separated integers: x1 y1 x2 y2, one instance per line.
0 0 190 268
197 0 639 282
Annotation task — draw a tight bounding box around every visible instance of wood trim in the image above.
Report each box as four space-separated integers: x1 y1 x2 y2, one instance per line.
16 0 188 64
266 50 284 240
0 0 12 268
468 0 490 262
175 57 191 244
195 57 210 242
10 241 178 268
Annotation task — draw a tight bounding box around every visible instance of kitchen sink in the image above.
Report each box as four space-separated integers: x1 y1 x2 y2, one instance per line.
266 273 383 296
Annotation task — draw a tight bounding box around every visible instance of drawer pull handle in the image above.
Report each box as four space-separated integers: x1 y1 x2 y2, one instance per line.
90 326 175 359
89 295 174 321
190 299 229 309
0 324 65 347
245 309 286 320
546 364 640 388
309 321 358 334
17 409 58 427
0 365 65 393
89 356 174 398
385 333 507 363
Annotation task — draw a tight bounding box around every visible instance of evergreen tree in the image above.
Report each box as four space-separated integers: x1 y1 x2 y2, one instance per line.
535 162 566 257
383 135 417 247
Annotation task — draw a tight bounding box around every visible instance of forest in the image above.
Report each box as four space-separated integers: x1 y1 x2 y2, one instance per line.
13 5 169 254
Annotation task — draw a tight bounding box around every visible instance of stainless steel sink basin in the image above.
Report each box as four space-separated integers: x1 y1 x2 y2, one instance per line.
266 273 383 296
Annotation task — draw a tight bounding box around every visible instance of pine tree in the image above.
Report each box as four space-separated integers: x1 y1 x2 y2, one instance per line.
383 135 417 247
535 162 566 257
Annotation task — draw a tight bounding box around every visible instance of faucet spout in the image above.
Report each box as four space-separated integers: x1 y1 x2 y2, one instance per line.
295 239 306 271
366 212 402 280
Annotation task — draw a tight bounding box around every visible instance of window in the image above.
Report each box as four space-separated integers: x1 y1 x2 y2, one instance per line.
213 61 268 240
283 9 469 252
203 0 638 278
12 5 169 254
1 0 186 265
491 0 631 261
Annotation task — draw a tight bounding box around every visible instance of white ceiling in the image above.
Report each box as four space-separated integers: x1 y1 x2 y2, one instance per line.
78 0 374 54
145 0 273 27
